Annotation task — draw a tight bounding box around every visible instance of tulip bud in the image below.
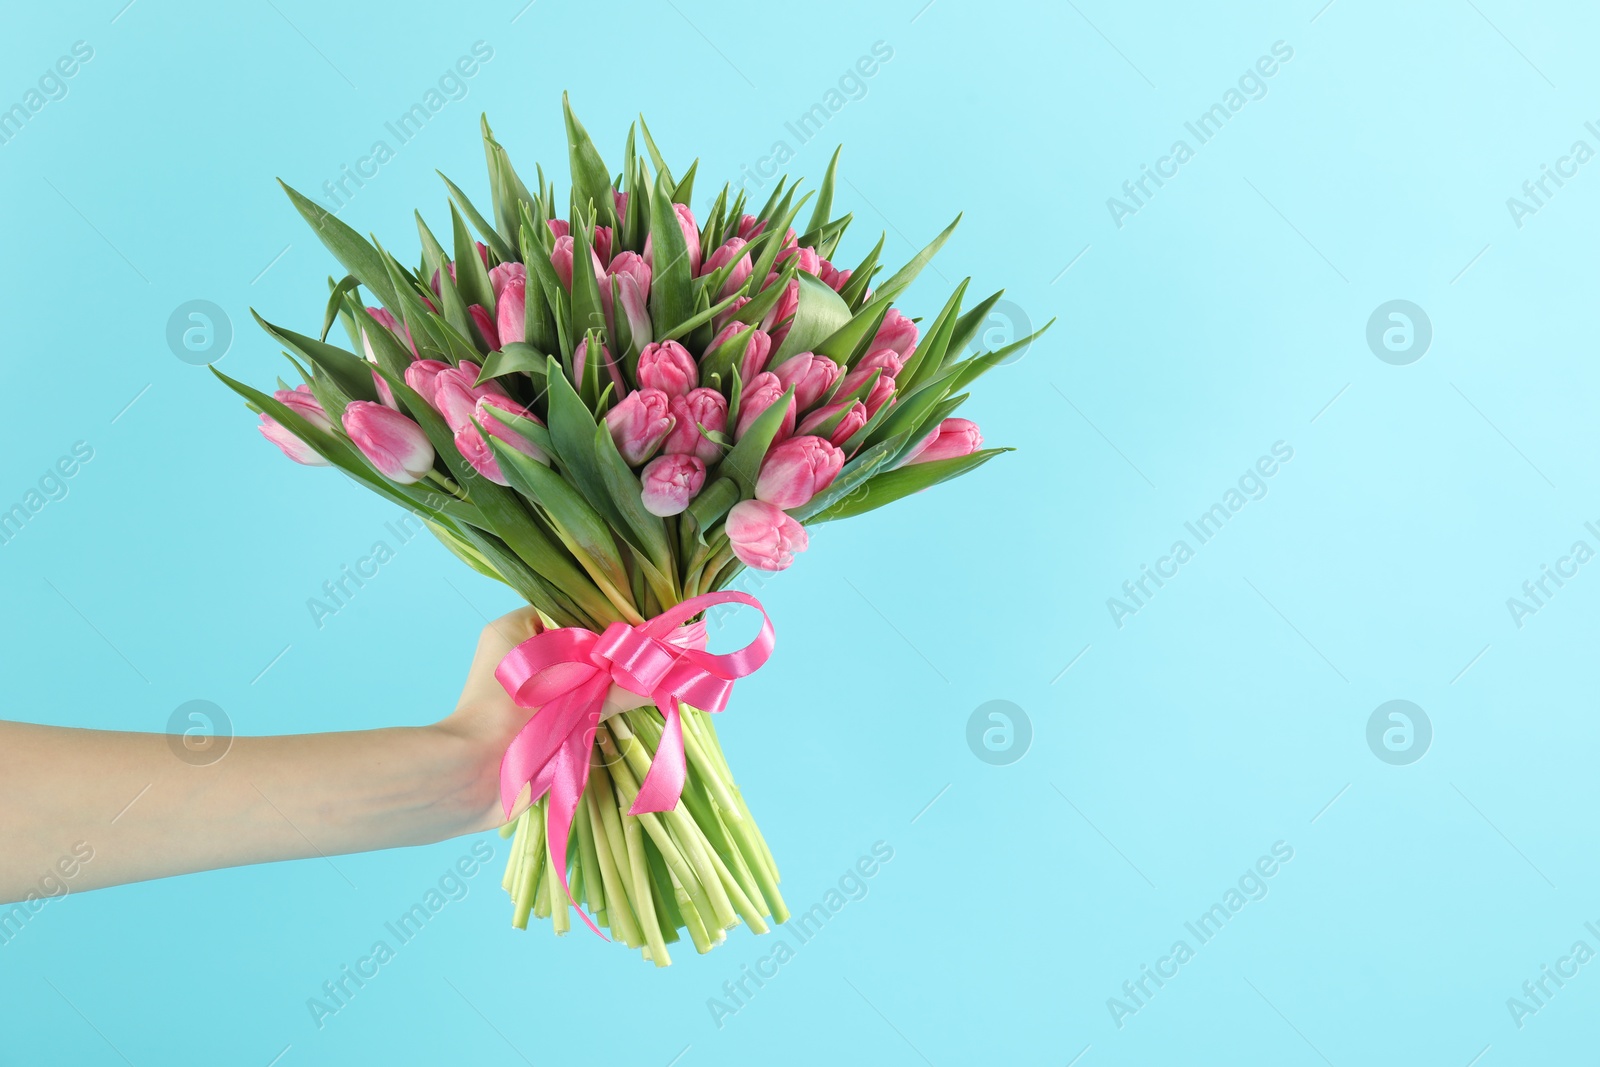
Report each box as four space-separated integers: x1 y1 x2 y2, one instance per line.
818 259 851 293
714 295 750 332
468 304 502 352
257 386 332 466
770 352 843 412
614 269 652 352
604 388 676 466
258 413 330 466
342 401 434 484
361 306 417 360
797 399 868 449
573 336 627 396
663 387 729 464
871 308 919 357
703 237 753 298
755 434 844 509
458 394 549 485
904 418 983 465
276 384 333 432
592 225 614 267
776 244 822 276
432 362 507 432
735 214 766 242
645 203 702 276
726 499 808 572
839 349 905 398
404 359 452 404
613 190 630 220
736 372 796 441
489 262 526 301
708 321 774 381
639 453 707 517
636 340 698 397
762 276 800 346
863 374 897 417
495 272 526 347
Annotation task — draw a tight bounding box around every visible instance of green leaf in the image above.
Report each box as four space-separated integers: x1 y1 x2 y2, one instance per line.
813 293 891 365
947 289 1004 364
570 217 607 349
279 181 397 309
542 355 631 532
451 203 496 313
439 171 515 264
490 437 637 621
254 312 377 406
896 278 970 394
811 449 1010 523
564 93 617 231
803 146 841 239
672 159 698 206
685 476 739 538
744 189 813 301
875 214 961 304
648 170 694 336
637 113 674 188
321 275 361 342
716 386 795 497
838 232 884 309
593 422 672 574
482 114 535 248
771 273 854 363
942 319 1055 394
477 343 551 386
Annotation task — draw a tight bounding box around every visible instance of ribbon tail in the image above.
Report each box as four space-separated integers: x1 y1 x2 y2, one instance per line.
628 699 687 815
544 719 607 939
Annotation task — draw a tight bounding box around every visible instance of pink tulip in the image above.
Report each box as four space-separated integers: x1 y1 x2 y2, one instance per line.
639 453 707 517
433 362 508 432
429 261 457 297
362 307 416 359
797 399 868 449
258 413 329 466
551 235 607 291
776 244 822 276
818 259 851 293
605 251 652 332
872 308 919 357
277 384 333 431
770 352 843 411
755 434 844 509
604 388 675 466
458 394 549 486
613 268 652 351
489 262 526 301
664 388 729 464
708 321 774 381
636 340 698 397
468 304 502 352
905 418 983 465
573 336 627 396
593 225 614 267
613 190 629 220
547 218 570 241
714 295 750 332
644 203 702 276
863 374 897 417
404 359 452 404
763 276 800 346
342 401 434 484
702 237 753 298
839 349 905 397
726 499 808 572
736 214 766 242
736 372 797 441
257 386 331 466
495 272 526 347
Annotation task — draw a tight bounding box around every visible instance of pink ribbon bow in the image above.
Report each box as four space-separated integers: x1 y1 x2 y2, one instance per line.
494 590 775 935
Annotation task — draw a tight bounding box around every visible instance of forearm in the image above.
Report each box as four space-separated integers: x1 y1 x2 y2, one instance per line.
0 720 501 901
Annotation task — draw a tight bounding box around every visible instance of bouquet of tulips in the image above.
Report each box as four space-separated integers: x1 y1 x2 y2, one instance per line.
217 96 1046 965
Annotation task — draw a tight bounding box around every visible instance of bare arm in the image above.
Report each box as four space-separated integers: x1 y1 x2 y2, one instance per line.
0 607 540 902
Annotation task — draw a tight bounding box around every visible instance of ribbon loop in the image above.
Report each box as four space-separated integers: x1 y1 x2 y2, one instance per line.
492 591 776 936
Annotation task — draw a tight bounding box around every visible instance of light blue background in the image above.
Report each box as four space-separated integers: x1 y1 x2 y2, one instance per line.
2 0 1597 1063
